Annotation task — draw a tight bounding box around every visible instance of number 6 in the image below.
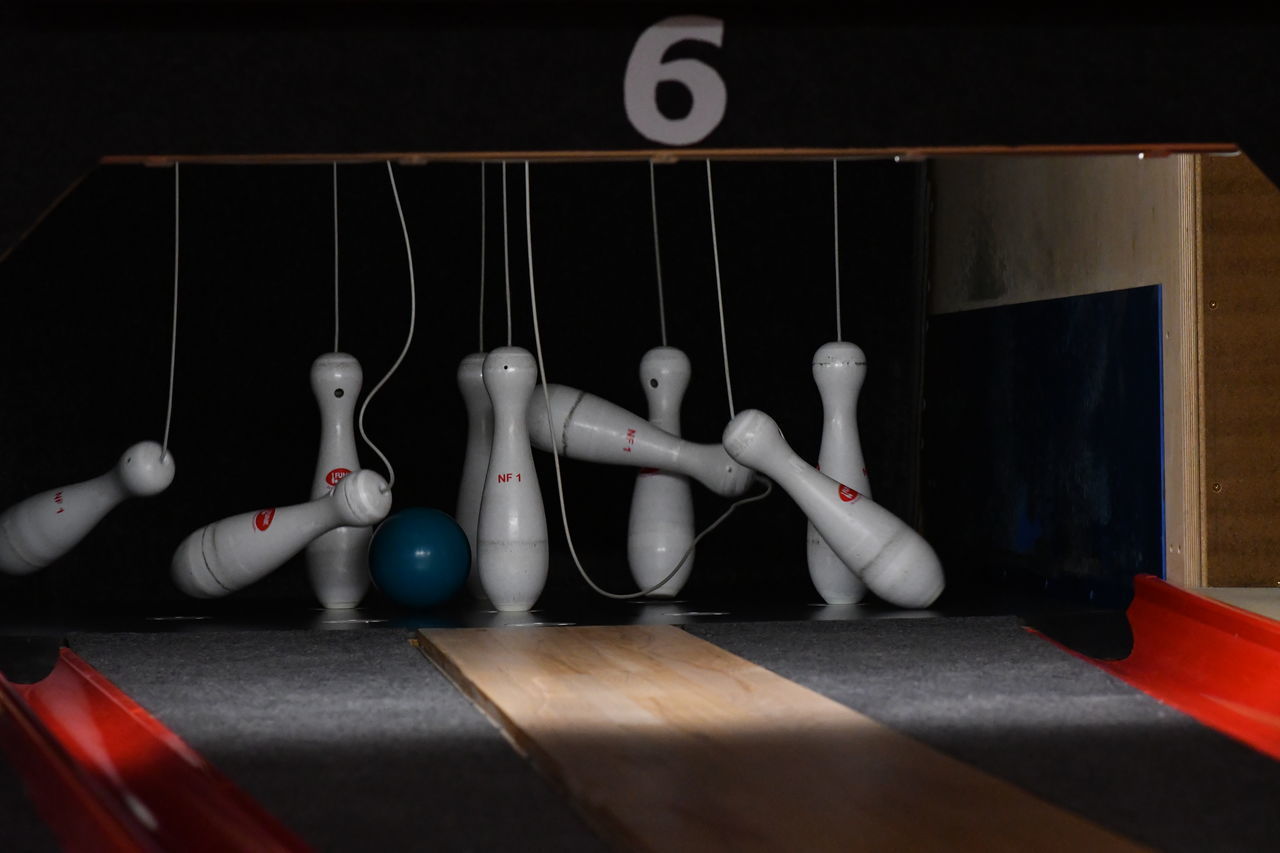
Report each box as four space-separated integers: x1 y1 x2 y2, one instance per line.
624 16 727 146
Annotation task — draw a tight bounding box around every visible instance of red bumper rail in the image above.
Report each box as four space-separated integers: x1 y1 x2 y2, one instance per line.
0 647 309 852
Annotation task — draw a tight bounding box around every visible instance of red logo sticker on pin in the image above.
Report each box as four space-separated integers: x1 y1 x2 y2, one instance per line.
639 467 660 475
325 468 352 488
254 508 276 531
838 484 860 503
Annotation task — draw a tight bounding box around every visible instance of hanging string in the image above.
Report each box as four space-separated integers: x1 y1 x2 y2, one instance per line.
649 160 668 347
161 163 180 462
502 161 512 347
478 163 486 352
833 159 843 342
333 161 341 352
525 161 771 600
705 160 736 420
357 161 417 491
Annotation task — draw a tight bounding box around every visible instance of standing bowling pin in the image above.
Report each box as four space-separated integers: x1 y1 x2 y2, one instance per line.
807 342 871 604
304 353 372 609
456 352 493 599
172 469 391 598
526 384 755 498
723 410 944 609
628 347 695 597
477 347 548 611
0 441 175 575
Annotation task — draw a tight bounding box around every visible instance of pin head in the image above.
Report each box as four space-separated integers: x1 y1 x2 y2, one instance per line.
457 351 487 386
640 346 691 397
722 409 789 471
117 441 176 496
311 352 363 401
335 469 393 526
812 341 867 393
482 346 537 394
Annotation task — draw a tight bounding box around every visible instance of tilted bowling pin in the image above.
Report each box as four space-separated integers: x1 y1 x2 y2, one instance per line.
0 441 175 575
628 347 695 597
455 352 493 599
303 353 372 609
172 470 391 598
526 384 755 498
723 409 944 609
477 347 548 612
807 342 871 605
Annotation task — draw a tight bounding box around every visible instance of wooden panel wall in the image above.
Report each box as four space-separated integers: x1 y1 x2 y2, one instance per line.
1201 154 1280 587
929 155 1201 587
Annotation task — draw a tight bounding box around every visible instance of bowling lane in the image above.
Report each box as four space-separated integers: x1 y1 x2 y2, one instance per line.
685 617 1280 852
67 629 604 852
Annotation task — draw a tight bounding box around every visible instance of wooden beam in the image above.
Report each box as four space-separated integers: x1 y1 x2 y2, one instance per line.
418 625 1143 852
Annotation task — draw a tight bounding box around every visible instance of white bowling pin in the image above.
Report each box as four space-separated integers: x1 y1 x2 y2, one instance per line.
807 342 871 605
172 469 391 598
526 384 755 498
477 347 548 612
456 352 493 599
628 347 695 597
722 409 944 609
0 441 175 575
303 352 372 610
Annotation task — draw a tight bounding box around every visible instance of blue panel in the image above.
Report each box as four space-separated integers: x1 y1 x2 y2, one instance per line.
922 286 1164 606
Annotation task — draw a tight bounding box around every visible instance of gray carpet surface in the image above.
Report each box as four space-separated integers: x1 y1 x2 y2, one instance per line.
686 617 1280 852
69 630 604 852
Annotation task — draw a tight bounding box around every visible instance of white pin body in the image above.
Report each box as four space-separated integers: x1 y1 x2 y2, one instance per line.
456 352 493 599
304 352 372 610
628 347 695 597
527 383 754 498
0 441 175 575
723 410 943 609
477 347 548 612
173 469 391 598
806 342 871 604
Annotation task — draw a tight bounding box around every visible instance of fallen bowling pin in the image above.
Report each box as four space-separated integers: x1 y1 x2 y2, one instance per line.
628 347 695 597
526 383 755 498
477 347 548 612
722 409 943 609
455 352 493 599
172 469 391 598
0 441 175 575
304 352 372 610
807 342 870 605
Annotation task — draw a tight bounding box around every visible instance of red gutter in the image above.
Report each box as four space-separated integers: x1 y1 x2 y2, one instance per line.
0 647 310 852
1046 574 1280 761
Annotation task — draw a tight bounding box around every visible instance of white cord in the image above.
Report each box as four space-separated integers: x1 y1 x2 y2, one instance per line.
525 161 770 599
705 160 736 420
502 161 512 347
333 161 341 352
649 160 667 348
357 161 417 491
479 163 486 352
161 162 180 462
833 159 843 343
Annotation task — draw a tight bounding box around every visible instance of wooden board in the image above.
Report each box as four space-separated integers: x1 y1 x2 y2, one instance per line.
1200 153 1280 586
417 625 1143 852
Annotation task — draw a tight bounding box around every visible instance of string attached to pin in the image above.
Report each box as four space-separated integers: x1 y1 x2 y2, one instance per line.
479 163 487 353
161 163 181 463
333 161 341 353
525 162 771 600
356 161 417 492
649 160 668 348
832 160 842 342
705 160 736 420
501 162 513 348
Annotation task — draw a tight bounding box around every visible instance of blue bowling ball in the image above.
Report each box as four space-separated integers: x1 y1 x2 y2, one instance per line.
369 508 471 608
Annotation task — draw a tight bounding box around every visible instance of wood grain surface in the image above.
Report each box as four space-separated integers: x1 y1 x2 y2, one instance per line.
418 624 1143 852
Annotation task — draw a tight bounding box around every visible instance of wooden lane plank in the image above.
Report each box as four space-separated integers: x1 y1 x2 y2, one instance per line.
418 625 1143 852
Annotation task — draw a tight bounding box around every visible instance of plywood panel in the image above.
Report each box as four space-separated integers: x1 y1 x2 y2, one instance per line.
417 625 1142 852
1201 153 1280 587
929 155 1203 587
